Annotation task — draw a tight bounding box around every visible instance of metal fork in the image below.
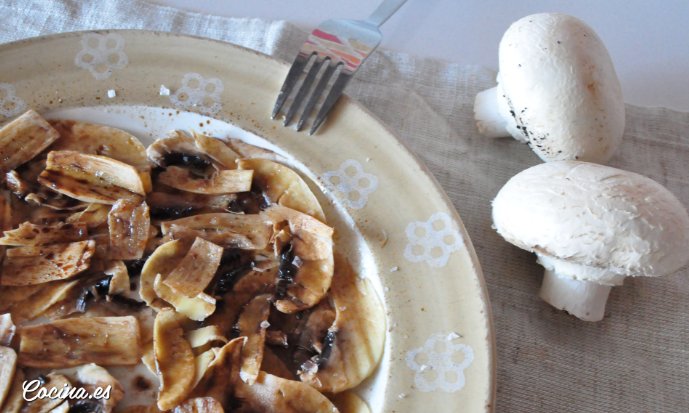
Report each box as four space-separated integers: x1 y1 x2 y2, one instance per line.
271 0 408 134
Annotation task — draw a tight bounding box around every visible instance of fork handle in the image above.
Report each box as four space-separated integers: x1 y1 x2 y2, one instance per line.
365 0 408 27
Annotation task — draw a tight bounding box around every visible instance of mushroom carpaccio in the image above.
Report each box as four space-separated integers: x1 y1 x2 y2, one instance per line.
0 110 386 413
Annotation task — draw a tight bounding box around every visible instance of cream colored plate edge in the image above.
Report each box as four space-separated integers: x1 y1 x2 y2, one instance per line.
0 30 496 412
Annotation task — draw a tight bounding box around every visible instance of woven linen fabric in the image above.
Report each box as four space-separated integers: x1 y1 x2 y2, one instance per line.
2 1 689 412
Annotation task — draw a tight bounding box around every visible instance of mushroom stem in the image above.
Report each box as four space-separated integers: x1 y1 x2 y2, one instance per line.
539 269 612 322
473 86 510 138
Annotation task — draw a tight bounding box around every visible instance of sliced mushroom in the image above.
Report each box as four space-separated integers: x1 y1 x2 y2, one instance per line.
298 256 385 393
201 296 251 342
72 277 104 315
232 267 278 296
71 269 144 314
10 279 80 322
193 133 240 168
225 190 272 215
38 150 145 204
0 109 60 172
7 164 87 212
329 392 371 413
192 349 217 388
265 206 334 313
0 346 17 408
104 260 130 296
145 229 165 254
237 294 272 385
0 314 15 346
24 191 86 211
185 325 228 349
22 373 72 413
161 213 272 250
267 206 333 260
164 237 223 297
0 221 88 246
147 131 239 171
234 372 339 413
133 307 156 345
75 363 125 413
204 268 276 338
153 274 216 321
153 308 196 411
27 207 74 226
5 171 30 197
1 368 24 413
48 119 150 173
0 191 12 231
261 346 294 380
13 152 45 180
108 199 150 260
147 191 235 219
252 253 279 271
48 402 70 413
190 337 245 408
67 203 111 228
265 329 289 348
18 315 141 368
158 166 253 195
224 138 276 160
90 227 112 261
0 240 95 286
238 159 325 222
139 239 191 310
146 131 210 168
0 285 43 312
174 397 225 413
292 301 337 370
47 119 152 194
172 397 225 413
141 345 157 376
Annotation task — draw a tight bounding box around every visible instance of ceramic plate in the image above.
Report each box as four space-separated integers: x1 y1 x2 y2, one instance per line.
0 30 495 412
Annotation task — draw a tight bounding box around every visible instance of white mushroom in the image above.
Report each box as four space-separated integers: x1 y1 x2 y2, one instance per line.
474 13 625 163
492 161 689 321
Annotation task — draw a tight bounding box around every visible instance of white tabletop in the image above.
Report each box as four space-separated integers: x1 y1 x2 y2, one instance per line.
155 0 689 111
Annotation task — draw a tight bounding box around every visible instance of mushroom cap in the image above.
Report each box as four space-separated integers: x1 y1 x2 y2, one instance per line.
496 13 625 163
492 161 689 284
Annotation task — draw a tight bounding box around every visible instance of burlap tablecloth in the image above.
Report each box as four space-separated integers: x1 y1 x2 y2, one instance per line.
2 1 688 411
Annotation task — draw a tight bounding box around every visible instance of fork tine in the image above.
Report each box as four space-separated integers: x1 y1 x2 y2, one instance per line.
309 69 352 135
297 59 336 132
271 52 312 120
283 56 326 126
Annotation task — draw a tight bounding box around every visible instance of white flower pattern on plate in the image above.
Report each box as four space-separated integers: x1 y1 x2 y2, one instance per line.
322 159 378 209
75 33 128 80
404 212 463 268
169 73 224 116
0 83 27 119
406 333 474 393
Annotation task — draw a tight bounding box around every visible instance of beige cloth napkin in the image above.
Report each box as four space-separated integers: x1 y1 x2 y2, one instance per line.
2 1 689 412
